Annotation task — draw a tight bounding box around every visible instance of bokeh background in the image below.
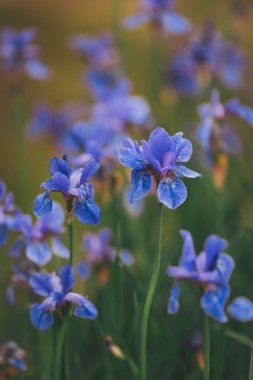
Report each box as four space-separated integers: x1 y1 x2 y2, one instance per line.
1 0 253 379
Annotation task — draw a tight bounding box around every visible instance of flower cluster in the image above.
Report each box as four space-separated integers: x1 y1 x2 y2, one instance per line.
122 0 191 35
167 230 235 322
33 156 101 225
0 27 51 80
29 265 97 331
119 127 201 209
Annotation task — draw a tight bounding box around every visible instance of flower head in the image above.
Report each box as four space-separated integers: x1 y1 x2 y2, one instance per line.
33 156 101 225
119 127 201 209
0 180 19 247
0 27 51 80
10 202 69 266
29 265 97 331
228 297 253 322
122 0 191 35
167 230 235 322
0 341 26 376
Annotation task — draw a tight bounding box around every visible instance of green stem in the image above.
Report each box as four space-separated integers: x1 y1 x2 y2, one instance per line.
226 329 253 349
140 204 164 380
248 350 253 380
204 315 210 380
68 219 74 266
55 317 69 380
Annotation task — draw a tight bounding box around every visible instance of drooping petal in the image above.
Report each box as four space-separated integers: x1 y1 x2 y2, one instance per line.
175 138 193 163
167 265 192 280
30 302 54 331
38 202 65 235
41 172 70 193
228 297 253 322
147 127 172 165
168 282 180 314
204 235 228 271
216 253 235 284
157 178 187 209
196 118 213 150
29 273 53 296
49 157 71 178
33 192 52 218
126 169 152 203
26 241 52 266
161 12 191 35
225 99 253 127
174 165 202 178
80 158 100 183
179 230 196 271
51 237 69 259
25 60 51 80
60 265 75 293
64 292 98 319
74 195 101 225
119 250 135 266
201 285 229 323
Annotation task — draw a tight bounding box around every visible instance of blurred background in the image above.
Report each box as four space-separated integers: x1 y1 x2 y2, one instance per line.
1 0 253 379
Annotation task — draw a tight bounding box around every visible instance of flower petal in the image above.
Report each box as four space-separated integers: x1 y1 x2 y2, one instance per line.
0 224 8 246
168 282 180 314
179 230 196 271
175 138 192 163
228 297 253 322
33 192 52 218
204 235 228 271
161 12 191 35
51 237 69 259
157 178 187 209
60 265 75 293
147 127 172 165
74 195 101 225
41 172 70 193
26 241 52 266
30 302 54 331
25 60 51 80
49 157 71 178
126 169 152 203
119 137 148 170
80 158 100 183
174 165 202 178
75 262 90 280
201 285 229 323
64 292 98 319
29 273 53 296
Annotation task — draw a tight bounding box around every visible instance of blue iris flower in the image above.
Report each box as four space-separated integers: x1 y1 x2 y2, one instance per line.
119 127 201 209
197 89 253 160
0 341 26 372
122 0 191 35
167 230 235 322
69 31 119 68
228 297 253 322
9 202 69 266
0 180 20 247
33 156 101 225
29 265 97 331
0 27 51 80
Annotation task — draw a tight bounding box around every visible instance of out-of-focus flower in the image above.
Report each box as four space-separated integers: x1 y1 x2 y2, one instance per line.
29 265 97 331
0 341 26 377
33 156 101 225
0 27 51 80
167 230 235 322
196 90 253 186
69 31 119 68
76 229 134 283
122 0 191 35
6 257 38 305
9 202 69 266
167 24 245 95
228 297 253 322
119 127 201 209
104 335 125 359
0 180 19 247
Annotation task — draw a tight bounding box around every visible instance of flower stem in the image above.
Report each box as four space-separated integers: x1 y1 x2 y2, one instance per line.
140 203 164 380
68 219 74 266
248 350 253 380
204 315 210 380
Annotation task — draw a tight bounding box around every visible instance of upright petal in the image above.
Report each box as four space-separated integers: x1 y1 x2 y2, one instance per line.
147 127 172 165
216 253 235 284
74 195 101 225
29 273 53 296
228 297 253 322
204 235 228 271
157 178 187 209
33 192 52 218
168 282 180 314
179 230 196 271
26 241 52 266
60 265 75 293
49 157 71 178
80 158 100 183
175 138 193 163
161 12 191 35
126 169 152 203
119 137 148 170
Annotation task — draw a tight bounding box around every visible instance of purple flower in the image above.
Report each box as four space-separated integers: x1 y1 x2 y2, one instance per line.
119 127 201 209
228 297 253 322
122 0 191 35
0 341 26 373
9 202 69 266
29 265 97 331
197 90 253 162
167 230 235 322
0 180 19 246
33 156 101 225
69 31 119 68
0 27 51 80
